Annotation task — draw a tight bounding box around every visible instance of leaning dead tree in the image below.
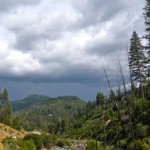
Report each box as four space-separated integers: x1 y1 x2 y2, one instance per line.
103 66 126 148
118 56 135 146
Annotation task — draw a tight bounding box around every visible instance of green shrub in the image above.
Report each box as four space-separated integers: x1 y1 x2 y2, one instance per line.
2 137 17 150
56 141 64 147
104 145 115 150
86 140 96 150
126 142 134 150
17 139 36 150
24 134 43 150
126 138 150 150
49 134 58 146
120 139 127 150
42 134 51 149
134 138 150 150
134 139 143 150
60 138 70 147
86 140 103 150
135 123 148 138
25 140 36 150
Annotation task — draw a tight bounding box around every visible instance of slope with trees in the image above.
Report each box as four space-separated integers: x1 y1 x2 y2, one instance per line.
11 95 86 132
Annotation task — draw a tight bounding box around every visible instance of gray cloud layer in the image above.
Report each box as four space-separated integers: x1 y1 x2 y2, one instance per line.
0 0 41 12
0 0 145 99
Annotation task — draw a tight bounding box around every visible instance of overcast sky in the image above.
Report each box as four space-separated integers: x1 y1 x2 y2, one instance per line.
0 0 145 101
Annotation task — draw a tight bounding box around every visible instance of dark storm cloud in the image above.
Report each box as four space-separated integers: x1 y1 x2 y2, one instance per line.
0 63 102 85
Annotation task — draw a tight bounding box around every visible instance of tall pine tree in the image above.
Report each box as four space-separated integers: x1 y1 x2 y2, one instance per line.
3 89 12 124
129 31 145 101
96 92 105 107
143 0 150 78
0 88 5 122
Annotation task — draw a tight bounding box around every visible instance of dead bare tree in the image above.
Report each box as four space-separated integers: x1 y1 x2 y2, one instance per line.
102 65 126 137
118 56 135 146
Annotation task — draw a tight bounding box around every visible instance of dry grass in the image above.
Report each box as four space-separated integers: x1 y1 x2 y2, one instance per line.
0 123 27 149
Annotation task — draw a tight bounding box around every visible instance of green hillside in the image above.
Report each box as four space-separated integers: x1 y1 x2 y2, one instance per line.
11 94 52 111
11 95 86 132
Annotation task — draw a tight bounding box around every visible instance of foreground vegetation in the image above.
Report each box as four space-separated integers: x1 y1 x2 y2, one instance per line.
68 83 150 150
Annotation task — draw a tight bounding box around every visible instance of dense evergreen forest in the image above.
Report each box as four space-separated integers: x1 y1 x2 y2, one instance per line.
11 95 86 132
0 0 150 150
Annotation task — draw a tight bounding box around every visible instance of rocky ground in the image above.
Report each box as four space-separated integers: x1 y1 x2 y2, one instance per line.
49 140 87 150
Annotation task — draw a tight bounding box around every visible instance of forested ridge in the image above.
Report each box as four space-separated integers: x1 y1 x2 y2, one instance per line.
0 0 150 150
11 95 86 132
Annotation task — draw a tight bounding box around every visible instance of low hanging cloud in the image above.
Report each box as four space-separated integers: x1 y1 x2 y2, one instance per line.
0 0 145 87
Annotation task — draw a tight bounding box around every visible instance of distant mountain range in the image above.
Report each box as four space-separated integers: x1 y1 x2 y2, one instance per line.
11 94 86 131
